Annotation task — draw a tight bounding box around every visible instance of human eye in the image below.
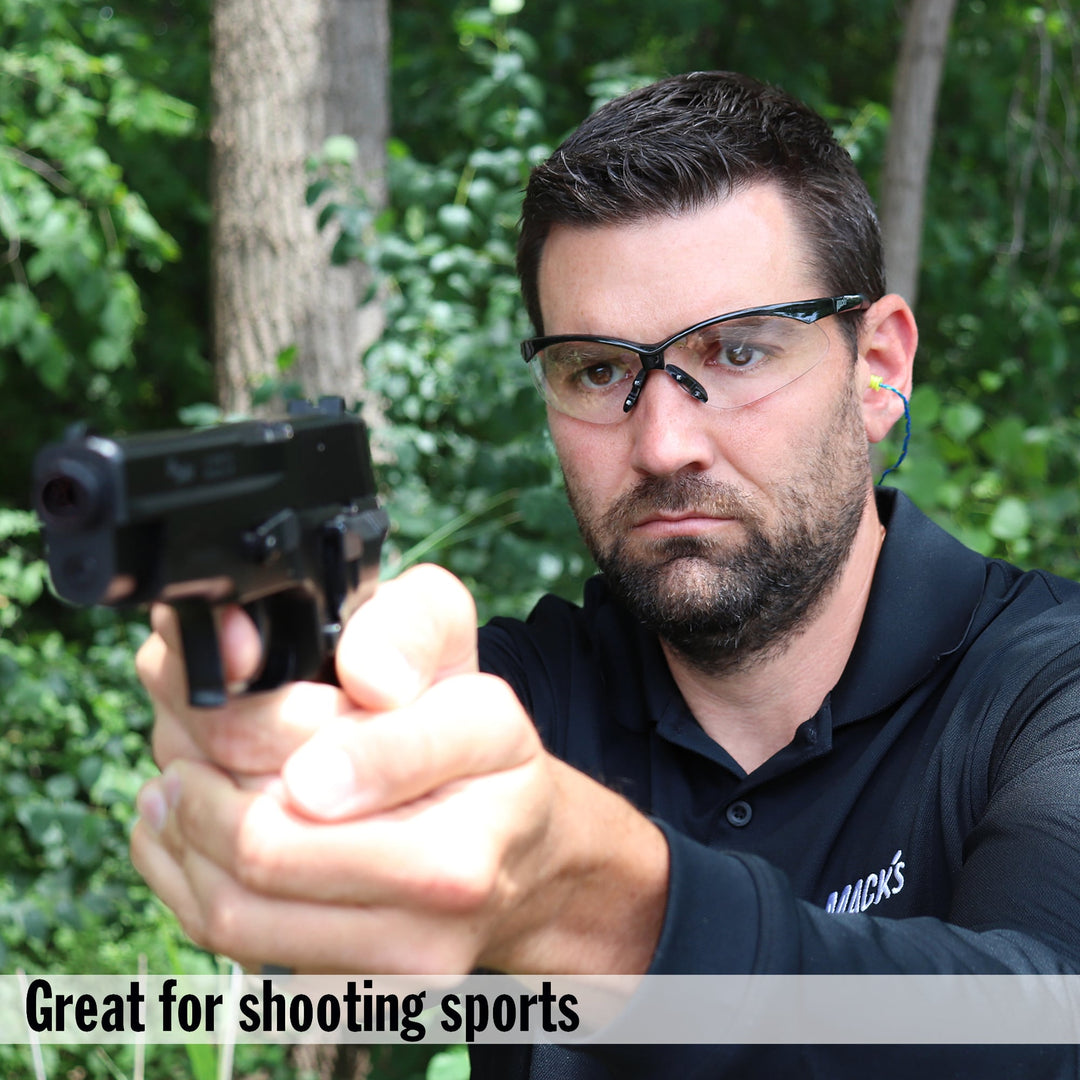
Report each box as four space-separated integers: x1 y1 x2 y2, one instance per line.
694 321 784 373
542 344 636 395
718 340 768 369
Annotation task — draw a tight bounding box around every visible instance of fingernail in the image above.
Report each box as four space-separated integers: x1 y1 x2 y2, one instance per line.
136 779 169 833
136 766 183 833
284 745 360 819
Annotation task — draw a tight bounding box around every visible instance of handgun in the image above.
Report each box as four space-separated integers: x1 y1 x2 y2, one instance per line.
32 396 389 708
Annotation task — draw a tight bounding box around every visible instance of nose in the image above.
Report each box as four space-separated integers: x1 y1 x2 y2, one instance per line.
626 366 719 477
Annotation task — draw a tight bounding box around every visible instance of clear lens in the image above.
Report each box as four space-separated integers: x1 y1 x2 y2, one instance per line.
532 342 640 421
682 316 829 409
533 315 831 423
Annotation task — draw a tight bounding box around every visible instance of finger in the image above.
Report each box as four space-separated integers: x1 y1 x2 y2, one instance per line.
133 807 484 973
130 797 207 946
148 755 544 914
139 603 263 758
156 682 355 775
140 602 357 773
282 673 538 819
136 629 201 764
148 603 263 688
139 623 354 774
335 564 478 710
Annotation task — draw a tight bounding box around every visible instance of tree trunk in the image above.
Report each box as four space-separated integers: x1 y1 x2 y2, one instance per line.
211 0 389 415
881 0 958 309
210 4 387 1074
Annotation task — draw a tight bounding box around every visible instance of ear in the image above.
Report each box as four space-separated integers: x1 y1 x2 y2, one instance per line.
857 293 918 445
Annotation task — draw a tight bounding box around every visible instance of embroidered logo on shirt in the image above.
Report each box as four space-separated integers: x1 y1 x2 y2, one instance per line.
824 849 905 914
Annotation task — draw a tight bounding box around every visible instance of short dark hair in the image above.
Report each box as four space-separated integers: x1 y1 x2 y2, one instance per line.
517 71 885 337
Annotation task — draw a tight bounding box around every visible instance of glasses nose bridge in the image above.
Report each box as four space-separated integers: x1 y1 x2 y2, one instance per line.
621 345 668 411
637 342 668 369
623 341 710 414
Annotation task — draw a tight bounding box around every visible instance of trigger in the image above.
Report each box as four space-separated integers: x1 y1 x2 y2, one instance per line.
175 600 227 708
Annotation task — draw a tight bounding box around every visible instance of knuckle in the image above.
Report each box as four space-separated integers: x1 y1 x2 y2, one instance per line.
230 807 285 895
416 843 501 916
199 724 257 774
198 881 245 955
467 674 541 753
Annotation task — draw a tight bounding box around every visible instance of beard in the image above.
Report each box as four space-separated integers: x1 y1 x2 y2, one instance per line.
564 382 872 676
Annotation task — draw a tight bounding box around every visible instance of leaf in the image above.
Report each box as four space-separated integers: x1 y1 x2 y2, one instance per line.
317 200 342 231
988 497 1031 542
178 403 225 427
942 401 984 443
437 203 473 239
321 134 358 165
44 774 78 800
427 1045 471 1080
305 177 334 205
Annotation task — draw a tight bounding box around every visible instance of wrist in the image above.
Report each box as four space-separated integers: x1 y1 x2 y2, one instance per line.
482 759 669 975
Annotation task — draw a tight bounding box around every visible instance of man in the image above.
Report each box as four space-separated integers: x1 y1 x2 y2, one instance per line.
132 73 1080 1076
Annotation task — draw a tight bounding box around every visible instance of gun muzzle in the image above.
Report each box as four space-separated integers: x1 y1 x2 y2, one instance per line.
32 438 139 606
36 459 108 531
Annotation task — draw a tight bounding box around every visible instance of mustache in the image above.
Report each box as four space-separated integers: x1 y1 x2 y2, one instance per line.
603 473 760 530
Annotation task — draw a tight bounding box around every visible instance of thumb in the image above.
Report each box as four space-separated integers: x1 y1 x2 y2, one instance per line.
281 673 538 820
334 563 479 710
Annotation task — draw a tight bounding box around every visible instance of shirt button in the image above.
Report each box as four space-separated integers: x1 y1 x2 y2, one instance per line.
726 800 752 827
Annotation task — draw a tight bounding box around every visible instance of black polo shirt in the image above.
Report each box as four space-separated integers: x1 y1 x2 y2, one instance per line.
475 489 1080 1077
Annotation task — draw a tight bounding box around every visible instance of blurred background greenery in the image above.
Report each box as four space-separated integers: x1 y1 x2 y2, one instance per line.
1 0 1077 1075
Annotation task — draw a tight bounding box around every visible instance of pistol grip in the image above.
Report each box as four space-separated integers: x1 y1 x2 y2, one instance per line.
175 600 228 708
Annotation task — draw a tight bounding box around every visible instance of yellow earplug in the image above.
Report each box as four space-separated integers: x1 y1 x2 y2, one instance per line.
869 374 884 390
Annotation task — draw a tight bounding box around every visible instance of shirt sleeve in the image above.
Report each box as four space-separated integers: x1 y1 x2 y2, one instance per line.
582 619 1080 1077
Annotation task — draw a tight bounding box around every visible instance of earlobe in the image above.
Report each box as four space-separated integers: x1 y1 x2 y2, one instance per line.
867 375 912 482
860 294 917 444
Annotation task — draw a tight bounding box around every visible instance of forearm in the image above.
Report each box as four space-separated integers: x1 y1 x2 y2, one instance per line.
650 823 1080 977
567 826 1080 1077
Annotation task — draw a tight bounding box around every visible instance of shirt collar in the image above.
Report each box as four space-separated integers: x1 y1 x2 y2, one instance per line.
827 487 986 725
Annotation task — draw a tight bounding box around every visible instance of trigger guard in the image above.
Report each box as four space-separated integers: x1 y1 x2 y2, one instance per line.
240 598 271 690
241 591 330 694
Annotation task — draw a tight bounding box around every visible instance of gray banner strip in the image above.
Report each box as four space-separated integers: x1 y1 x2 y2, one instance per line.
5 974 1080 1045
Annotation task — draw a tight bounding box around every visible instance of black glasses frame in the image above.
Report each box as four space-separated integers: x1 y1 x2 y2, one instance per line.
521 294 871 415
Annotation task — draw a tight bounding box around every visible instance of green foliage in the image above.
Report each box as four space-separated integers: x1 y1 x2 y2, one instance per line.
313 6 593 621
0 20 213 1053
0 511 151 970
882 0 1080 577
426 1046 471 1080
0 509 250 1077
0 0 212 505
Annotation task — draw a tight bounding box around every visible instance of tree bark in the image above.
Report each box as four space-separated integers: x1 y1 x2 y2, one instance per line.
881 0 958 309
211 0 389 415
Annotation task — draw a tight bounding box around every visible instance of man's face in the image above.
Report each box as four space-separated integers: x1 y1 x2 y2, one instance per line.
537 185 876 673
